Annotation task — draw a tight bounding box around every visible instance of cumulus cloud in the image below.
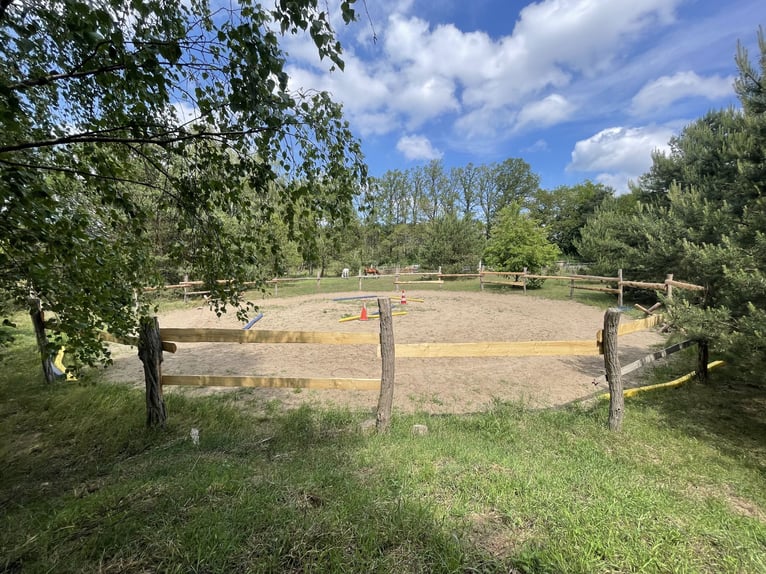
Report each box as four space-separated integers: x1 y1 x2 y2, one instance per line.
631 71 734 115
515 94 576 130
284 0 686 140
567 125 676 192
523 139 550 152
396 134 443 160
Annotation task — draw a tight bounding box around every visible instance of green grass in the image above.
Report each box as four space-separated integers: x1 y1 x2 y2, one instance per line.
2 329 765 573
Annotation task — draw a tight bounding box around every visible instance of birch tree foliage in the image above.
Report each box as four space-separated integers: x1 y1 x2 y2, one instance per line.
0 0 366 366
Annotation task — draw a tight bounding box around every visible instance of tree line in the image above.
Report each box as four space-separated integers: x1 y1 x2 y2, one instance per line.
297 159 613 277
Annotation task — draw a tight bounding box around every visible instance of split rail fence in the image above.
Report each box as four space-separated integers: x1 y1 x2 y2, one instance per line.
123 295 705 430
145 266 704 307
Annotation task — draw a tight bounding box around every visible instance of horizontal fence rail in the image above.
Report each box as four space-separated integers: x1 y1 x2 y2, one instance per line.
162 375 381 390
386 340 600 358
159 328 379 345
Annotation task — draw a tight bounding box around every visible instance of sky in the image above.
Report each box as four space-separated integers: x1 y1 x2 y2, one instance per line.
280 0 763 193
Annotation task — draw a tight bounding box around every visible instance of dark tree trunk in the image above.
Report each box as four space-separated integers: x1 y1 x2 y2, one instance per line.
697 340 709 384
376 298 395 432
603 308 624 431
29 298 55 384
138 316 167 428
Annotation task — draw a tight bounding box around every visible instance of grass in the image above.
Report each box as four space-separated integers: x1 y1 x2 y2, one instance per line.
2 322 765 573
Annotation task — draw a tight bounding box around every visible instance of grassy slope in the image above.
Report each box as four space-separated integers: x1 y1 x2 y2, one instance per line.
1 297 765 573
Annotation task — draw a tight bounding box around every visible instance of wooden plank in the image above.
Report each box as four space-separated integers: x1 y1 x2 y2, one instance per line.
481 281 525 287
570 273 619 281
666 279 705 291
394 280 444 285
480 271 526 276
572 285 620 293
438 273 481 278
620 280 666 290
592 339 696 384
162 375 381 390
160 328 379 345
338 311 408 323
100 331 177 353
617 314 663 336
634 302 662 316
526 274 572 280
596 314 665 343
391 340 600 358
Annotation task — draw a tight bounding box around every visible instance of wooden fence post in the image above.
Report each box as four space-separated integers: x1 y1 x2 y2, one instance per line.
617 268 623 307
316 269 321 291
138 316 167 428
29 298 56 384
376 297 395 432
183 273 189 303
522 267 528 295
480 272 484 291
697 340 709 383
666 273 674 300
569 278 575 299
358 268 363 291
603 308 624 431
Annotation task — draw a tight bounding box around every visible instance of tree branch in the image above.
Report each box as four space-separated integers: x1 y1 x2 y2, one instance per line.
0 157 166 191
0 126 268 154
10 63 129 92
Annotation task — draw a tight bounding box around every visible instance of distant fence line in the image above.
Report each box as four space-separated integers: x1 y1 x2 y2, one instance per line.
144 269 704 307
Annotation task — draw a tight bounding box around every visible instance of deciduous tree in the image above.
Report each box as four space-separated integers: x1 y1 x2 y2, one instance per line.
0 0 366 423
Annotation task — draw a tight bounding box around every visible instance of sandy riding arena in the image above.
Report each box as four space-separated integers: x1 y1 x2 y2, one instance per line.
104 291 665 415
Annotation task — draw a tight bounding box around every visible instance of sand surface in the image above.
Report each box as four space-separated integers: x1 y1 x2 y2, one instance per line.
104 290 665 415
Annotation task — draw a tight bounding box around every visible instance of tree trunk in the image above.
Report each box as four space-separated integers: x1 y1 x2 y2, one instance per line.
603 308 624 431
697 340 709 384
138 316 167 428
376 298 396 432
29 298 56 384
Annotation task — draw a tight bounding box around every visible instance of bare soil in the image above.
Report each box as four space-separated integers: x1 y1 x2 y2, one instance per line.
104 290 665 415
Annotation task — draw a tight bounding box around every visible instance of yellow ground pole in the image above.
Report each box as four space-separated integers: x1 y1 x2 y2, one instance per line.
599 360 725 399
338 311 408 323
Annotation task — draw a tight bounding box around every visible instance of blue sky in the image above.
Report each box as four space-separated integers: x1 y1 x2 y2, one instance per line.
282 0 762 193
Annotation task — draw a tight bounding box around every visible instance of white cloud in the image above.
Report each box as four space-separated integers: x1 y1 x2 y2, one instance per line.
282 0 686 140
568 125 676 192
523 139 550 152
396 134 443 160
593 172 636 194
631 71 734 115
515 94 576 130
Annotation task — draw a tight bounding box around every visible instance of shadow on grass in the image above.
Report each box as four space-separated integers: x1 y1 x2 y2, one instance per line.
628 365 766 477
0 353 514 573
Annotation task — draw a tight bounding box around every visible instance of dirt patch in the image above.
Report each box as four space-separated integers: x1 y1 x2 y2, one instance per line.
103 290 665 415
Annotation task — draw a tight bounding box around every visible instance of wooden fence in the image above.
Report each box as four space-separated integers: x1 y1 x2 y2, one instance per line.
599 309 712 431
478 269 704 305
126 294 694 430
146 267 703 304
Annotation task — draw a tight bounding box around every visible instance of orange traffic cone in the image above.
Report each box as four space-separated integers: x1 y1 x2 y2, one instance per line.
360 304 368 321
401 290 407 305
